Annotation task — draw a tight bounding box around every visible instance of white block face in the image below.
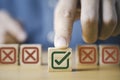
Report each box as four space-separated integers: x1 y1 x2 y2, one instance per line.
76 45 98 69
48 48 72 72
0 44 18 65
99 45 120 66
20 44 41 65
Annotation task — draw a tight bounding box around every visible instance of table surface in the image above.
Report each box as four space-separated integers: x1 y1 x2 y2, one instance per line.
0 52 120 80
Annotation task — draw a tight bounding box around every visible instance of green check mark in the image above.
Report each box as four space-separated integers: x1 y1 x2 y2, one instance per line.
55 52 71 65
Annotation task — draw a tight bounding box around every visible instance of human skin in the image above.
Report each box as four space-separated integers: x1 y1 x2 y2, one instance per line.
54 0 120 48
0 10 27 43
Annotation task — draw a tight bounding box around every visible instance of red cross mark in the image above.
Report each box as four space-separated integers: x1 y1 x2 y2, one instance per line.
82 50 93 61
2 50 13 61
0 48 16 64
79 47 96 64
102 47 119 64
25 50 36 61
22 47 39 64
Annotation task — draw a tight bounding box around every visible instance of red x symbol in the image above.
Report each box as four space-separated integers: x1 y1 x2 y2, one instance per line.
25 50 36 61
102 47 119 64
79 47 96 64
2 50 13 61
0 48 16 64
82 50 93 61
105 50 116 61
22 47 39 64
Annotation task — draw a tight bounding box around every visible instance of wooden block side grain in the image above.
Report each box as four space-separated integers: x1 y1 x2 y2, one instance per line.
76 45 98 69
20 44 42 66
99 45 120 66
48 47 72 72
0 44 18 65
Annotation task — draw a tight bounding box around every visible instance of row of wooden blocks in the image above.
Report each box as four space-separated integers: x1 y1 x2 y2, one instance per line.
0 44 119 72
0 44 41 65
49 45 120 71
76 45 120 70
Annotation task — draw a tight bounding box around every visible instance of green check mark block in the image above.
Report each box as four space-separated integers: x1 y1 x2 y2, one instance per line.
48 47 72 72
52 51 71 69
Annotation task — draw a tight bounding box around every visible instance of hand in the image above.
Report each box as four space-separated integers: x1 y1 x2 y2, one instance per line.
54 0 120 48
0 10 27 44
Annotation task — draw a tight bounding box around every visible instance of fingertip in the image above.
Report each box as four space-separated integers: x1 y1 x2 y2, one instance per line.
17 31 27 42
81 19 98 44
81 0 99 44
83 36 97 43
99 20 117 40
54 37 68 49
112 33 118 37
99 36 108 40
112 27 120 37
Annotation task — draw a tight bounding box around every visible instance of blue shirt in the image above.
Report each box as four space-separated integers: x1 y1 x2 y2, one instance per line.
0 0 120 50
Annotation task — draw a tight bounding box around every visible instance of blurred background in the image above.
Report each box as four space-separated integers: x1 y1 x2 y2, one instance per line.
0 0 120 50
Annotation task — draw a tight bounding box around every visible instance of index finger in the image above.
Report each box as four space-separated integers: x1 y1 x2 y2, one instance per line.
54 0 77 48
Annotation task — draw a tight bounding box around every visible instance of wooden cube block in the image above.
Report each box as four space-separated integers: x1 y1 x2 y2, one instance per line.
48 47 72 72
76 45 98 69
99 45 120 66
20 44 42 65
0 44 18 65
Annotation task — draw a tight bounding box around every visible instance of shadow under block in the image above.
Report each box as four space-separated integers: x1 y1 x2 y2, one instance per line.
20 44 42 65
76 45 98 69
0 44 18 65
99 45 120 66
48 47 72 72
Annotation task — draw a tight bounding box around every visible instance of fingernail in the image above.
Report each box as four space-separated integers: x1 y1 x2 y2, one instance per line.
54 37 68 48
